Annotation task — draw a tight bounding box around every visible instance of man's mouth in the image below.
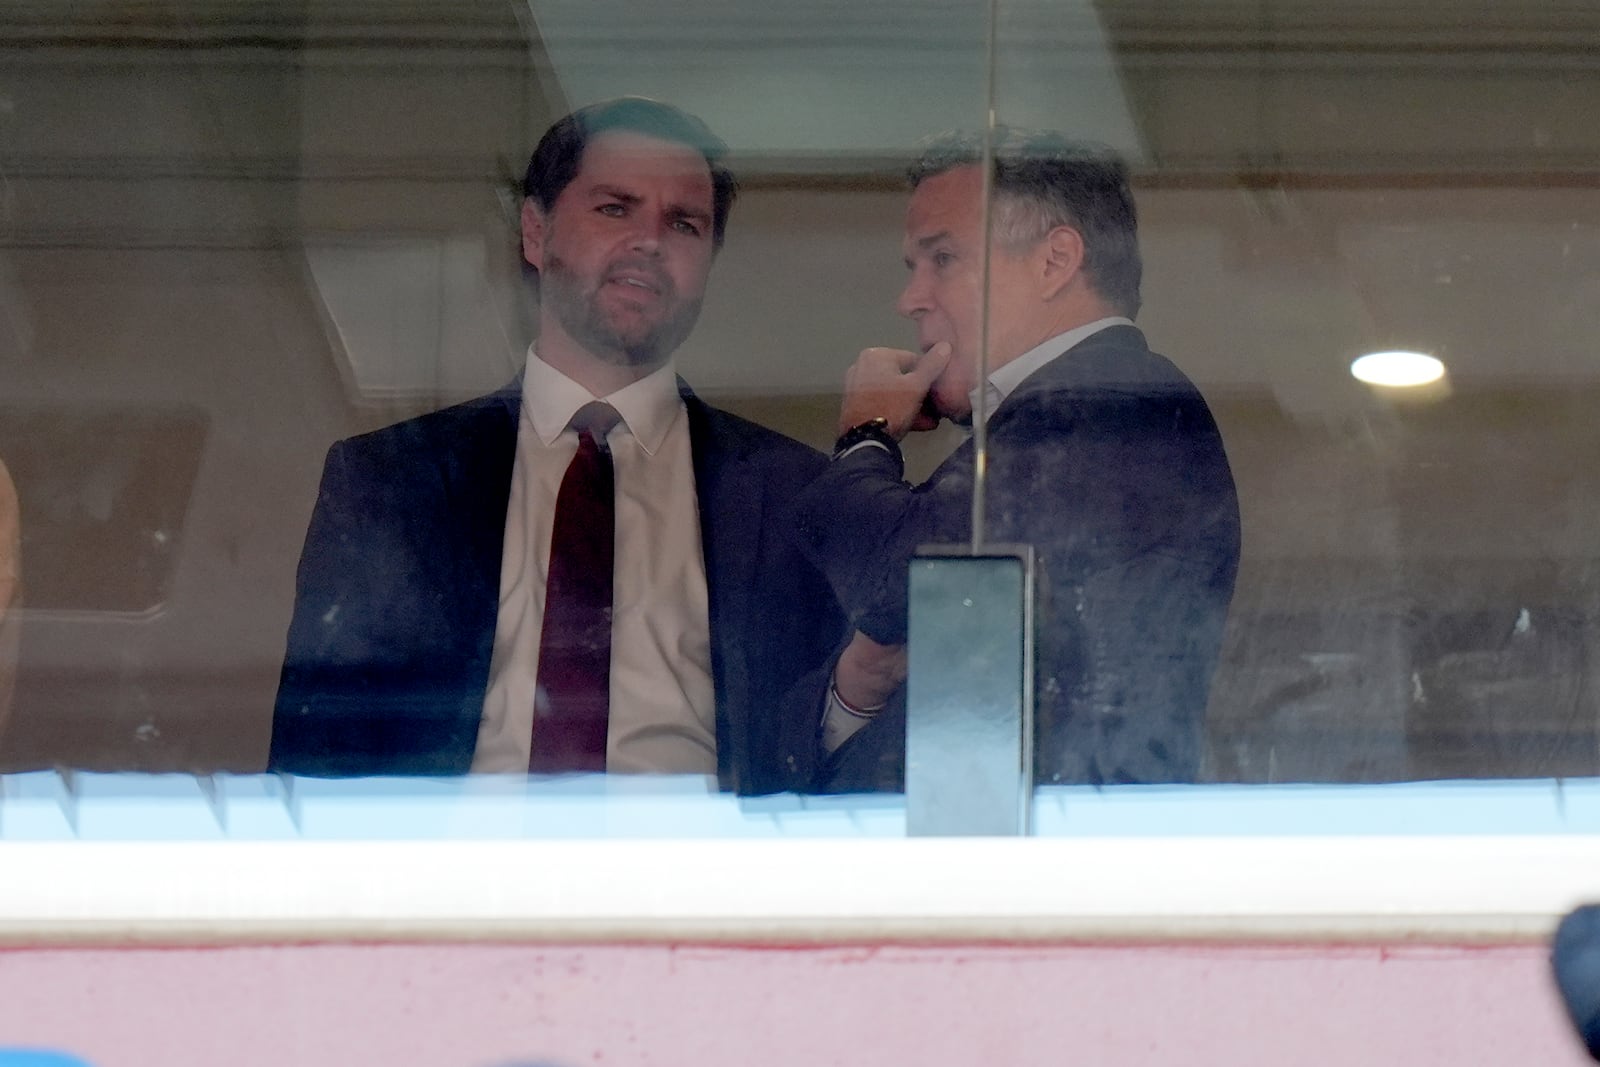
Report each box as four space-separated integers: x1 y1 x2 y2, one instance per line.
606 264 668 297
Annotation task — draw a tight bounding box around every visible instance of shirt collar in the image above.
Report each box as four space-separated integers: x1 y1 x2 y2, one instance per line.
970 316 1134 422
522 344 682 455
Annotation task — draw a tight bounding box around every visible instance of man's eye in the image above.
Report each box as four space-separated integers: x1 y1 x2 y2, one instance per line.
672 219 704 237
933 251 955 268
597 203 625 217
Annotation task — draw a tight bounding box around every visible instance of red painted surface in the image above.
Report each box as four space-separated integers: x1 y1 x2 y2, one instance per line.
0 941 1588 1067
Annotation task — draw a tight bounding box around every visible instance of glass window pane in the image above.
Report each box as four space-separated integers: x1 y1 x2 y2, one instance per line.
4 0 1600 848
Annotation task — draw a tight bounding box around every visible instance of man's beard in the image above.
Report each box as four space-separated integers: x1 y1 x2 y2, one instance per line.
541 252 703 369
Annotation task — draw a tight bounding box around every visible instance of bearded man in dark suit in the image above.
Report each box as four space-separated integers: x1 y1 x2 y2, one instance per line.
272 99 839 794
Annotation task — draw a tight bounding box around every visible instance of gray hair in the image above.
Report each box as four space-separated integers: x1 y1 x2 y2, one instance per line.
908 127 1142 318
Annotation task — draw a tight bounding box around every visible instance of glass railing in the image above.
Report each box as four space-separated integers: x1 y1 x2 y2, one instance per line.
0 0 1598 848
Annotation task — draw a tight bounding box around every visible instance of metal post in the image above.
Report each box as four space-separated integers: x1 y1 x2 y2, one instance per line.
905 547 1035 836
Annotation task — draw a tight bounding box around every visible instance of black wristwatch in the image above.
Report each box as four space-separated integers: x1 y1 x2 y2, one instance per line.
832 417 903 476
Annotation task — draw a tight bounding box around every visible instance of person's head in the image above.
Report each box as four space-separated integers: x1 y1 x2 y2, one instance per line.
520 98 739 389
897 127 1142 419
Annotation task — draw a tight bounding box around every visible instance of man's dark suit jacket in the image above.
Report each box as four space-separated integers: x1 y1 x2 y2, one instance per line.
271 379 842 795
793 325 1240 790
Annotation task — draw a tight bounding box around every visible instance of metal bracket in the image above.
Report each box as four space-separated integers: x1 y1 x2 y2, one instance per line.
905 545 1035 836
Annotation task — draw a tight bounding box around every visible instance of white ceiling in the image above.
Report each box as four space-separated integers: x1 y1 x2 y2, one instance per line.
523 0 1145 165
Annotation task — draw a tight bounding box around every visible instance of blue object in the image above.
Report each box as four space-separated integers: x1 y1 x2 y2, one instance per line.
0 773 76 840
71 773 223 840
0 1050 95 1067
5 771 1600 840
1554 905 1600 1061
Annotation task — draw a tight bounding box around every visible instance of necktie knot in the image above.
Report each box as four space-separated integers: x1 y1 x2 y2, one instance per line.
569 401 621 442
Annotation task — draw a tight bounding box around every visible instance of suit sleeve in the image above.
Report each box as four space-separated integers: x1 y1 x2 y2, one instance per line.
790 443 971 646
270 440 376 773
790 382 1239 788
785 444 967 792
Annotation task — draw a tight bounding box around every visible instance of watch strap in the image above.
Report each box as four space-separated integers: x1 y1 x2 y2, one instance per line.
831 417 904 477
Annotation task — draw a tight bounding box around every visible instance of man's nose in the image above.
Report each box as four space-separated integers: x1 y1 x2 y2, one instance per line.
896 275 929 319
627 214 667 254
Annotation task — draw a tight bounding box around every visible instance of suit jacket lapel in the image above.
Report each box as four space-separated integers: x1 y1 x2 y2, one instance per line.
681 382 760 787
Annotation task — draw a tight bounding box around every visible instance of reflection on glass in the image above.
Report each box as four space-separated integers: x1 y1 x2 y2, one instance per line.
0 410 206 618
1 0 1598 819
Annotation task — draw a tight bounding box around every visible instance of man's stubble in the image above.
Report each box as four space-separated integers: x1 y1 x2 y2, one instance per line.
540 251 704 371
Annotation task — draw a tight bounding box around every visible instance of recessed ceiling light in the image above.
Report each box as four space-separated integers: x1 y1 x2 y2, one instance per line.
1350 350 1446 388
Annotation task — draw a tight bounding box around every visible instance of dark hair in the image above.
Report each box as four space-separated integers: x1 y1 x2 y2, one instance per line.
908 127 1142 318
522 97 738 250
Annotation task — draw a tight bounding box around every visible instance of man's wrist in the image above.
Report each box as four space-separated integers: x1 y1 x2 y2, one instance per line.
832 631 908 712
829 677 886 719
822 676 884 754
832 417 903 475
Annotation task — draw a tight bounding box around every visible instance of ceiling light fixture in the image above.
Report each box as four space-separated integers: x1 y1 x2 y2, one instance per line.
1350 350 1446 388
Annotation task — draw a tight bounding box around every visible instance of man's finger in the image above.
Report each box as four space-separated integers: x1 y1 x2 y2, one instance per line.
912 341 953 384
889 347 923 373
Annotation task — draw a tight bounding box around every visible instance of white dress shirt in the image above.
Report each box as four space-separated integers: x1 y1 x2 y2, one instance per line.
821 316 1134 753
969 316 1134 424
473 349 717 774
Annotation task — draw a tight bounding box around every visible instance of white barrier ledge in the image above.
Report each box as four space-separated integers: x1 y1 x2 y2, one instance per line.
2 835 1599 945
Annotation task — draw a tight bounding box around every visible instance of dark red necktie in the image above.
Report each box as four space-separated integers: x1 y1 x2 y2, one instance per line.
530 401 620 773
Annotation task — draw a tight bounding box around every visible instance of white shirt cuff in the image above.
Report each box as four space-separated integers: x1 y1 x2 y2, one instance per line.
820 680 885 753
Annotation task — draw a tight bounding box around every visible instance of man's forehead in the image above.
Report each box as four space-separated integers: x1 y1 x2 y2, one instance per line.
903 165 984 243
574 130 714 190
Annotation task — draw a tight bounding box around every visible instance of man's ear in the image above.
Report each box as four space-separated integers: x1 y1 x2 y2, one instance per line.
1039 225 1085 301
520 198 546 271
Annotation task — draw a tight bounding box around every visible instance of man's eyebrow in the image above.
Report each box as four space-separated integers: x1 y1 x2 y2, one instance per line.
587 184 710 225
586 183 641 204
665 202 713 224
905 230 954 267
